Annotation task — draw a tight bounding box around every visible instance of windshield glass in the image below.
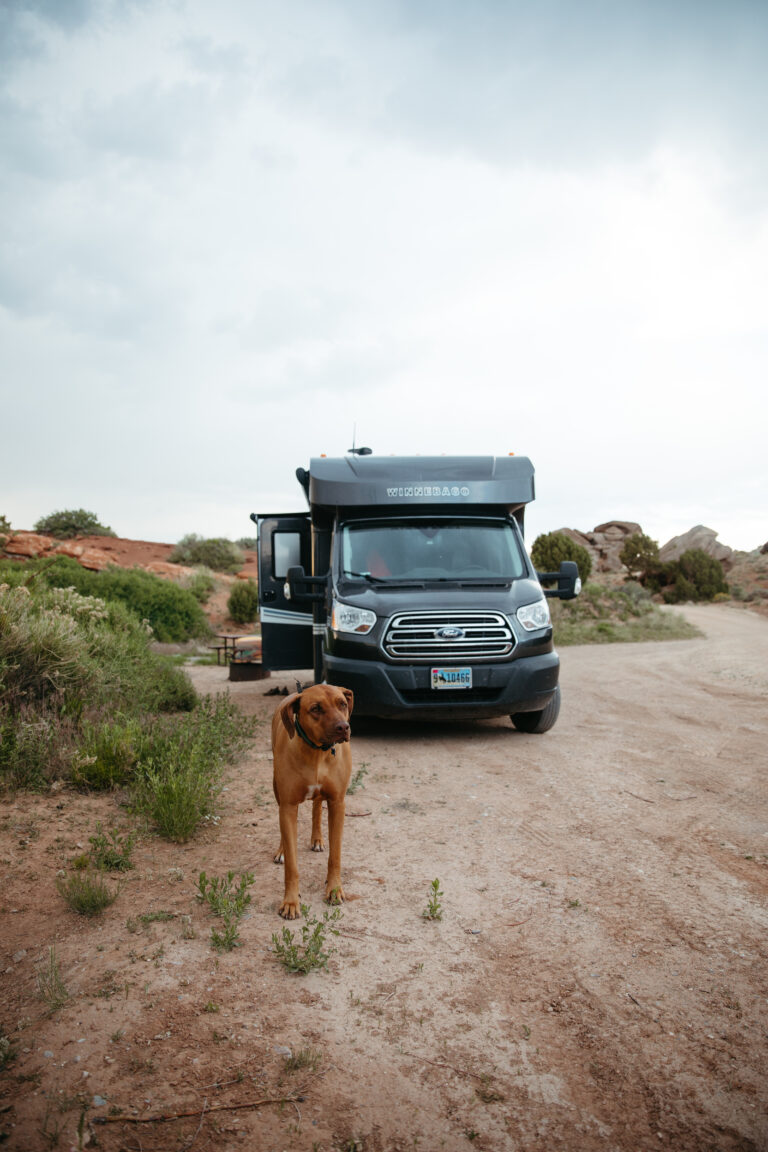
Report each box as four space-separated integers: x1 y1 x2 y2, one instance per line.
340 519 526 581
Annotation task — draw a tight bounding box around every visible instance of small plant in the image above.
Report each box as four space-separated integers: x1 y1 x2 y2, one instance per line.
272 904 342 974
203 1001 220 1013
227 579 260 624
347 762 369 794
33 508 116 539
36 946 69 1011
57 870 118 916
284 1046 323 1072
197 870 255 951
88 823 136 871
0 1033 17 1070
422 878 444 921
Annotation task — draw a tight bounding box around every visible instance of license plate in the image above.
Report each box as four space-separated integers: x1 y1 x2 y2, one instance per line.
431 667 472 690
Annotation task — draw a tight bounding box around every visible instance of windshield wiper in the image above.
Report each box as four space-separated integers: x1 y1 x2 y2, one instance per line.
343 570 389 584
343 570 426 589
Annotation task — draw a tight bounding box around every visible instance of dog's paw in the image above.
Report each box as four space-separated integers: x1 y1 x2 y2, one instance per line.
311 838 325 853
273 849 284 864
279 900 301 920
325 884 345 905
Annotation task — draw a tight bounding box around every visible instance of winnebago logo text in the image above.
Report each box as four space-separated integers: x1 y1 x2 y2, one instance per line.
386 485 471 498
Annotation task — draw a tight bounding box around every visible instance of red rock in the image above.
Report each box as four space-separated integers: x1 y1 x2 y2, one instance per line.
4 532 55 557
78 548 113 571
52 542 85 559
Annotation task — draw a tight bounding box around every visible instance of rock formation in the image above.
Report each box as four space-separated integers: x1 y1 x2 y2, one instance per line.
658 525 734 568
554 522 643 574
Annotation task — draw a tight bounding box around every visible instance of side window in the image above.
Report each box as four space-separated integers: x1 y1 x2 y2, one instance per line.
273 532 302 579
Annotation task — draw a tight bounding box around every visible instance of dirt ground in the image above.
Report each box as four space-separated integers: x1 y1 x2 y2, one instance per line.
1 603 767 1152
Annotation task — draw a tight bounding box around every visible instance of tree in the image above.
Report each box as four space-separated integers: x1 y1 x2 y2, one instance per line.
619 532 659 580
530 531 593 583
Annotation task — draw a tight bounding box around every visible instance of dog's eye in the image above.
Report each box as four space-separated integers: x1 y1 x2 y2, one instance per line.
310 704 323 714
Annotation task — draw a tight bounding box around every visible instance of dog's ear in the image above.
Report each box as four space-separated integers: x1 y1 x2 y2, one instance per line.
341 688 354 716
278 694 299 738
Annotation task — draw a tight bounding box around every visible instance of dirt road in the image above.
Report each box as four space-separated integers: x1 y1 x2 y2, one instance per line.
1 604 767 1151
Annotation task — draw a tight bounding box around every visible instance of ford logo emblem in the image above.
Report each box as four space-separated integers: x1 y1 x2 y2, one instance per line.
435 626 465 640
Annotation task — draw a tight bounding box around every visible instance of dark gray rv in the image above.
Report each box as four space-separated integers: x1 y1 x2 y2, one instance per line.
252 454 580 731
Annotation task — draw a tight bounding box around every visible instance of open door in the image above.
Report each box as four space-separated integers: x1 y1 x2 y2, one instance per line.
256 514 313 670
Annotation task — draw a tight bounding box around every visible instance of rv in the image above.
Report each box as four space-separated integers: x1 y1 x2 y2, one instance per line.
252 453 580 731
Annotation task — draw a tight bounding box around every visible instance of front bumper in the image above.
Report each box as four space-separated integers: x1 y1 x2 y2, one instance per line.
322 652 560 720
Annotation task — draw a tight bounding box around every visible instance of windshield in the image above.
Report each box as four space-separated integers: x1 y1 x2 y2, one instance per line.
340 518 527 582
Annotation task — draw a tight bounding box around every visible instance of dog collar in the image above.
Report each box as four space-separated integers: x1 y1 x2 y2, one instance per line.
294 715 336 756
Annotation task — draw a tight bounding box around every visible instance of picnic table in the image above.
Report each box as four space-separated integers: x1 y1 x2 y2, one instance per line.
210 632 269 681
210 633 262 665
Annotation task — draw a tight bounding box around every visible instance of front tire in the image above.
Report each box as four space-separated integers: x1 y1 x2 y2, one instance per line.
510 685 561 734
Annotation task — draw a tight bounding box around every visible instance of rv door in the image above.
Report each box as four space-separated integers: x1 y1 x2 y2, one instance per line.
256 514 313 670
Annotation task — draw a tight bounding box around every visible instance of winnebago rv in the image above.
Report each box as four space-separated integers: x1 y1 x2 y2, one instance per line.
251 454 580 731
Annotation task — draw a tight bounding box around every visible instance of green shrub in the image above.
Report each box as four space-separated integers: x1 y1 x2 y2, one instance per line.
88 823 136 871
33 509 115 539
227 579 259 624
170 534 244 574
531 531 593 583
0 515 10 535
72 716 143 789
184 567 216 603
0 579 199 791
662 549 729 603
38 558 209 642
236 537 258 551
57 870 118 916
132 694 254 841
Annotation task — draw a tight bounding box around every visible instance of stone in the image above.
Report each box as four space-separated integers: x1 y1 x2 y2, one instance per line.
658 526 734 568
144 561 194 579
52 541 85 559
4 532 55 557
78 548 113 571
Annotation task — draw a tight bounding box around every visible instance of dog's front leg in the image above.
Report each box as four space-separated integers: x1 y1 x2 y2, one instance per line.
278 802 301 919
324 796 346 904
310 794 325 852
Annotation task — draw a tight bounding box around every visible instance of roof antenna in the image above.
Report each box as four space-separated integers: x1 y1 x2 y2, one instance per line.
348 424 372 455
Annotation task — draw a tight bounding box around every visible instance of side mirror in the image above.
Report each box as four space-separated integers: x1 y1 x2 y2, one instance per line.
285 566 327 604
538 560 582 600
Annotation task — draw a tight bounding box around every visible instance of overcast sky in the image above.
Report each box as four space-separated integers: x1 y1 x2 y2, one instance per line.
1 0 766 551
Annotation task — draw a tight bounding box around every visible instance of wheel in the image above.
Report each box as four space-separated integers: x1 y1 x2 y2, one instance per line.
510 685 561 733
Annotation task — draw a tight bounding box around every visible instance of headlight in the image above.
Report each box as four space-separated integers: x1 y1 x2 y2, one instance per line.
332 600 377 634
516 598 551 632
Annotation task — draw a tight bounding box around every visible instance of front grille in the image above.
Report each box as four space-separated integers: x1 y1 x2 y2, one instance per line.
383 611 515 661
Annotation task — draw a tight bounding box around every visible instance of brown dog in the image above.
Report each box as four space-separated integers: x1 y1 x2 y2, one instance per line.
271 684 354 919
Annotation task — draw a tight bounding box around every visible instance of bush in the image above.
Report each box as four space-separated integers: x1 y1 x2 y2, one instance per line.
531 531 593 583
36 557 210 642
662 549 729 603
0 579 199 791
133 694 253 841
170 534 244 574
0 515 10 535
184 567 216 604
227 579 259 624
236 537 258 551
33 509 115 539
